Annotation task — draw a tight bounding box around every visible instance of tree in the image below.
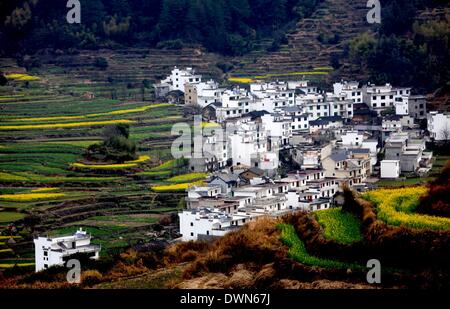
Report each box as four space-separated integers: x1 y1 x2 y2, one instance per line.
95 57 109 69
439 125 450 143
330 53 341 69
0 71 7 86
86 124 137 163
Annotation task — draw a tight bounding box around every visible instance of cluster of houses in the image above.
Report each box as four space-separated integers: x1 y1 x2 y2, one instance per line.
32 68 448 265
31 67 449 271
153 67 450 241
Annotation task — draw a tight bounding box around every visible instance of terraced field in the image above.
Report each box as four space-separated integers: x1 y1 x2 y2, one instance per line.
315 207 363 244
362 186 450 231
0 58 198 267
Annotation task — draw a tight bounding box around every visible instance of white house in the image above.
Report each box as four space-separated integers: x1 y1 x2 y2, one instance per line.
216 88 254 122
250 81 296 108
428 111 450 141
228 121 267 167
281 106 310 133
298 198 332 212
260 113 292 150
394 97 409 115
159 67 202 93
178 208 257 241
185 80 224 107
380 160 400 179
362 83 411 114
341 131 364 147
34 228 100 272
333 81 363 103
382 115 403 132
309 116 344 134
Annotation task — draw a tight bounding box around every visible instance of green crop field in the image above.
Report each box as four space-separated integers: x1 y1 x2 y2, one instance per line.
0 212 26 223
315 208 363 244
0 56 193 260
278 224 363 270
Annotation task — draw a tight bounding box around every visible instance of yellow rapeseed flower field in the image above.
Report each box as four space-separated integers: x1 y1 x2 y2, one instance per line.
151 181 205 192
362 186 450 230
125 155 151 164
30 188 59 193
10 103 173 122
0 263 35 268
5 73 40 81
228 77 255 83
0 192 66 202
0 172 28 181
0 119 136 130
167 173 207 183
71 155 150 170
254 71 329 79
201 122 221 128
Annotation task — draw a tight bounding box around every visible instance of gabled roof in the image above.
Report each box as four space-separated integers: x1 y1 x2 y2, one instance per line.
281 106 302 113
329 152 348 162
210 173 239 183
244 110 270 120
384 115 402 121
310 116 343 126
350 148 370 154
248 167 265 175
204 102 222 109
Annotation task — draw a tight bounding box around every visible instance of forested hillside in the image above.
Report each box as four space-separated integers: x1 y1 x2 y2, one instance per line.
0 0 448 93
345 0 449 92
0 0 323 56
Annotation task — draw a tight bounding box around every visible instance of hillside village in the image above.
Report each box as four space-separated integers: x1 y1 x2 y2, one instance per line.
155 67 448 241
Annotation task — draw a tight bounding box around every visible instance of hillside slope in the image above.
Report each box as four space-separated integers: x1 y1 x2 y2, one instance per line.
233 0 372 76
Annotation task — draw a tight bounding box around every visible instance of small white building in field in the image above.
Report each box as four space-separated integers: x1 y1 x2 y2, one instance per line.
34 228 100 272
159 67 202 93
380 160 400 179
178 208 257 241
428 111 450 141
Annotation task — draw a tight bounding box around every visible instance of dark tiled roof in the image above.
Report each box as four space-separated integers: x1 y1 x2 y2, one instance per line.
330 152 348 162
310 116 343 126
350 148 370 154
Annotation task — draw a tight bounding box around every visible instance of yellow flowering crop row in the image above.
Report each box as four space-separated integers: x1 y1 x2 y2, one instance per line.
125 155 151 164
201 122 221 128
228 77 255 83
151 181 205 192
0 263 35 268
0 236 22 240
0 192 66 202
313 67 333 71
167 173 207 183
10 103 173 122
0 172 28 181
5 73 40 81
254 71 329 79
0 119 136 130
71 155 150 170
362 187 450 231
92 103 173 116
30 188 59 193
